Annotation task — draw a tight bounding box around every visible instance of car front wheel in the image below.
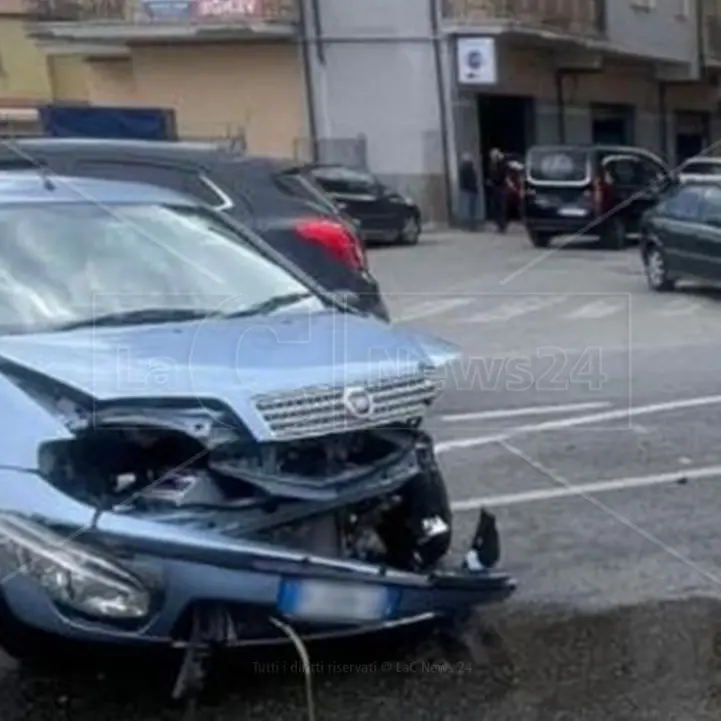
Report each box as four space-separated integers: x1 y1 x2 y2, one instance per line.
644 244 675 292
399 216 421 245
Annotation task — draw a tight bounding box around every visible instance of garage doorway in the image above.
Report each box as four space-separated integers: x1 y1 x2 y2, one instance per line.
476 95 534 219
674 111 710 165
591 103 635 145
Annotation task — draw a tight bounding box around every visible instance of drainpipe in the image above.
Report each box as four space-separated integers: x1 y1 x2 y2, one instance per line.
658 81 668 162
298 0 319 161
694 0 713 152
309 0 325 64
554 70 566 142
696 0 706 75
429 0 453 224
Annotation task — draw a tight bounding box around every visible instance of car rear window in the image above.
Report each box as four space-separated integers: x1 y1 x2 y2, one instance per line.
273 170 340 214
680 161 721 176
527 148 589 183
311 167 379 194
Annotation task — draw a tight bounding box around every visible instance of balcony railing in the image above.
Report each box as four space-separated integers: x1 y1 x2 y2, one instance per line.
442 0 605 38
27 0 297 24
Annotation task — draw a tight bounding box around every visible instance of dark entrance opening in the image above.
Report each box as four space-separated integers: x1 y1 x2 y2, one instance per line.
591 103 634 145
477 95 533 161
477 95 534 219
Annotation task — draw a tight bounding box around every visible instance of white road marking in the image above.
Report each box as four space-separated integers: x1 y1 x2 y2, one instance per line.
464 295 568 323
396 297 475 322
657 298 702 316
435 393 721 454
450 464 721 511
438 401 611 423
565 299 624 319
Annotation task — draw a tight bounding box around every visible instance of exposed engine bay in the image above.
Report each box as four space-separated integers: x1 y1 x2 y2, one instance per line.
37 416 454 572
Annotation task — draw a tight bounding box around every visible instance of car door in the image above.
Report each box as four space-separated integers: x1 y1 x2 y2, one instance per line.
653 185 708 278
600 154 648 234
630 153 673 233
694 185 721 280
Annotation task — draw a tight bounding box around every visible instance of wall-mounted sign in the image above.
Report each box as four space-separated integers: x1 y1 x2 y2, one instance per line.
457 37 497 86
196 0 259 18
141 0 194 20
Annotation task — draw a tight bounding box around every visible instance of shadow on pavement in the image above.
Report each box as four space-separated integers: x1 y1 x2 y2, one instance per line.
2 597 721 720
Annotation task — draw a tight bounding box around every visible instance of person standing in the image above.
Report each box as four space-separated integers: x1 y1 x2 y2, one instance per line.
458 152 479 231
488 148 511 233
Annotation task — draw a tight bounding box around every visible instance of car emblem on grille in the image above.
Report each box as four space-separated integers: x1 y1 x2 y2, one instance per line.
342 386 374 419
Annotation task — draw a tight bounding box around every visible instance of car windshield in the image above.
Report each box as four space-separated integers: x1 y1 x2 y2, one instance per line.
527 148 589 182
0 202 325 334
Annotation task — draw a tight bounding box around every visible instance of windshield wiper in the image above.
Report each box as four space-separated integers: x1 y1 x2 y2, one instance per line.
52 307 215 331
52 294 315 331
218 292 314 319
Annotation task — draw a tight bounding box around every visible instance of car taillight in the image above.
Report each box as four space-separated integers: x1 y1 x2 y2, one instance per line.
294 218 365 270
591 176 604 213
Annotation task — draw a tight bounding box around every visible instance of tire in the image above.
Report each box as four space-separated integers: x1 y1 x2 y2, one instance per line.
0 603 70 671
644 244 675 292
600 217 626 250
398 216 421 245
528 230 552 248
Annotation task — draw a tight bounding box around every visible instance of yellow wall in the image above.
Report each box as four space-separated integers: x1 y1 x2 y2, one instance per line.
0 15 89 105
83 43 306 155
0 11 304 153
46 55 90 102
2 12 304 154
0 16 52 103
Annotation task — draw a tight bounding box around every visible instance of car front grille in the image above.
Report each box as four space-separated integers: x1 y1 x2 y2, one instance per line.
253 373 440 440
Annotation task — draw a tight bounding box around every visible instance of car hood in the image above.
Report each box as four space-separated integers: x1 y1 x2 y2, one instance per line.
0 310 459 448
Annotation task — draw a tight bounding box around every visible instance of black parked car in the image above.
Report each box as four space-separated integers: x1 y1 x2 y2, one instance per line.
295 164 422 245
0 139 389 320
640 182 721 292
523 144 674 250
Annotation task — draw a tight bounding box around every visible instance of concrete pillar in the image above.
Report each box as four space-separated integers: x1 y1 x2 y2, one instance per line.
565 105 591 143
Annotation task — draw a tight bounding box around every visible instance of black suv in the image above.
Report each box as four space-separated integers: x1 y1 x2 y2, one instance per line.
523 145 674 250
0 139 389 320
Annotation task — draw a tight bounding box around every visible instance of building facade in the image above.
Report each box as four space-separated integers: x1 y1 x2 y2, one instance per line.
27 0 308 154
0 0 57 133
19 0 721 221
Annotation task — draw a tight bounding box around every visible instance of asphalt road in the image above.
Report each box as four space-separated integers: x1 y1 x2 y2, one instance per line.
6 227 721 720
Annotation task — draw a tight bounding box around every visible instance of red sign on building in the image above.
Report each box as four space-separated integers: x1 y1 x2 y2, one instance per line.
195 0 259 17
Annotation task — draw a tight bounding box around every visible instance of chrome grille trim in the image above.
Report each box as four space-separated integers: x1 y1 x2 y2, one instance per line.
253 373 441 439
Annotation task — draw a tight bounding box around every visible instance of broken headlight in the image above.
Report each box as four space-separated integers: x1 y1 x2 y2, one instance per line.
0 513 151 620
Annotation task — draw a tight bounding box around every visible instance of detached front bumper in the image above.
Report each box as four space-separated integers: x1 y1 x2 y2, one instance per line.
0 512 515 651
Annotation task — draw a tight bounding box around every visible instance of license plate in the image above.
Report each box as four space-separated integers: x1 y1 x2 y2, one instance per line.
277 579 395 623
558 207 587 217
534 197 554 208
